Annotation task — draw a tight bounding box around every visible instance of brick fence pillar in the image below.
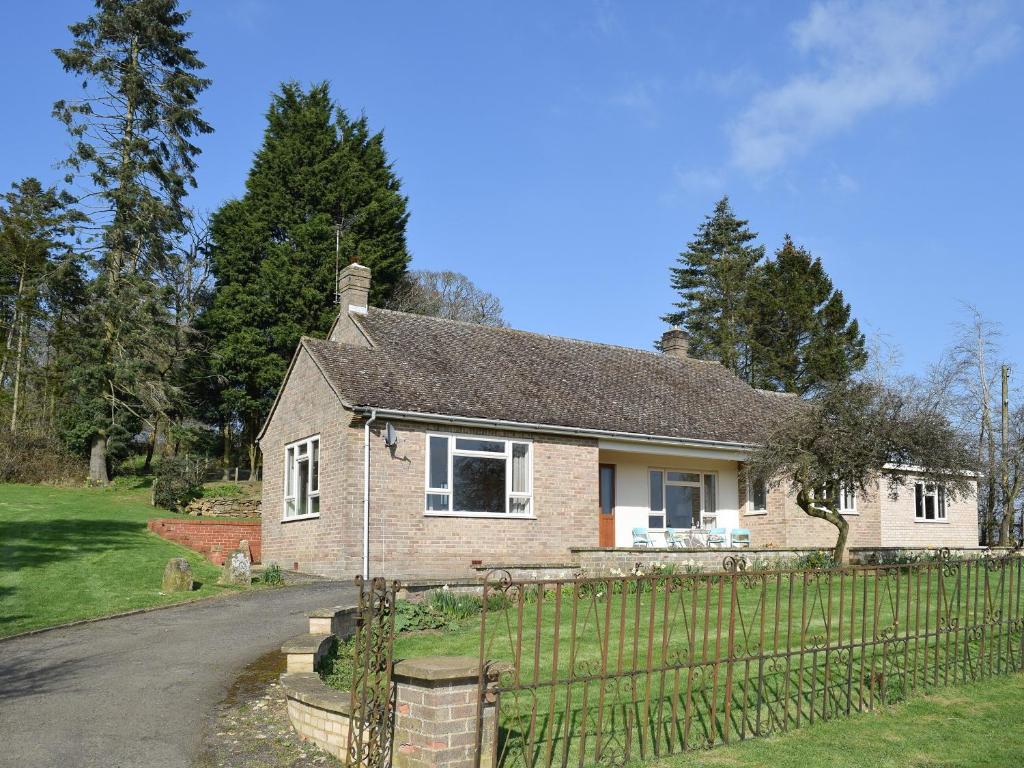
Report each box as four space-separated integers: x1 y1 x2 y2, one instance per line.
391 656 498 768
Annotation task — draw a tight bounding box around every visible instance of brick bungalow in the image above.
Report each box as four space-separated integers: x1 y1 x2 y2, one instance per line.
258 263 979 580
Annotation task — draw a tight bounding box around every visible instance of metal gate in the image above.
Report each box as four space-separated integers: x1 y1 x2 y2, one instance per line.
476 553 1024 768
347 576 399 768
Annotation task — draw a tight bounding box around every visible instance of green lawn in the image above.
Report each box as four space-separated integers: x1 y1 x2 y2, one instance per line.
652 672 1024 768
0 482 258 637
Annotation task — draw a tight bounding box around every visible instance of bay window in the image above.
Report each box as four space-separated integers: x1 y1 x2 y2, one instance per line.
284 435 320 519
425 434 532 516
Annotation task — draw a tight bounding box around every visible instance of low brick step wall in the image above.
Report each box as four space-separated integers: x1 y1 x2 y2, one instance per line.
148 518 262 564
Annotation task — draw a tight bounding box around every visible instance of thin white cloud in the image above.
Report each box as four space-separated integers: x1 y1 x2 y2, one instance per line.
730 0 1019 173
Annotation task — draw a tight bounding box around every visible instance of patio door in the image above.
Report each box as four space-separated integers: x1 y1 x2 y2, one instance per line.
599 463 615 547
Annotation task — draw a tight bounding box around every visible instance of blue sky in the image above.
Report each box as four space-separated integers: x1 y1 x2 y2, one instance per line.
2 1 1022 375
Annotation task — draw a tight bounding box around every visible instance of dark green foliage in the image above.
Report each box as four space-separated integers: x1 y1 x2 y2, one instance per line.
52 0 211 483
203 82 410 472
152 455 206 510
260 562 284 586
792 550 838 570
662 196 764 377
750 236 867 394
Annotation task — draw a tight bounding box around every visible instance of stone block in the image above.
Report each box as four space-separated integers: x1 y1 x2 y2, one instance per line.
161 557 193 592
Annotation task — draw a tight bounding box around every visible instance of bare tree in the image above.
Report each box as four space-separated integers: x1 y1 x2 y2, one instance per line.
387 270 505 327
748 380 977 563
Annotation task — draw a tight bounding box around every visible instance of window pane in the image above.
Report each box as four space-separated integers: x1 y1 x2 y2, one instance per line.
453 455 506 513
599 465 615 515
648 514 664 529
426 493 450 512
753 479 767 511
297 459 309 515
310 496 320 516
429 436 449 489
455 438 505 453
298 442 308 456
666 485 696 529
938 487 946 518
510 497 531 516
915 484 923 518
667 471 700 483
285 447 294 496
925 493 935 520
311 440 319 492
704 474 716 514
649 471 664 512
285 498 296 516
511 443 529 493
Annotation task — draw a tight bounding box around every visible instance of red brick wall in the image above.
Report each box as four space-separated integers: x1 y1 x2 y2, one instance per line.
148 518 262 564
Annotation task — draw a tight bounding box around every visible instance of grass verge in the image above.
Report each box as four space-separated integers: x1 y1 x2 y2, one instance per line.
0 482 263 637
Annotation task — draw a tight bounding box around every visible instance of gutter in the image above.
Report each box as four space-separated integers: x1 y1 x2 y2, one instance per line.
350 406 758 453
362 409 377 580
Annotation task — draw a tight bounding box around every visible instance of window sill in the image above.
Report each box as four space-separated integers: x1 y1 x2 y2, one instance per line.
914 519 948 524
744 509 768 516
281 513 320 523
424 511 536 520
840 511 859 516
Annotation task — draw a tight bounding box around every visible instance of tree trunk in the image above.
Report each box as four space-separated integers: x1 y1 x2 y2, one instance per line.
89 434 110 485
222 420 231 481
797 488 850 563
9 313 26 433
142 416 159 474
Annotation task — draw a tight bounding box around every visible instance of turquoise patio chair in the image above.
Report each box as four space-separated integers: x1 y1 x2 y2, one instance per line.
632 527 655 548
731 528 751 548
707 527 728 548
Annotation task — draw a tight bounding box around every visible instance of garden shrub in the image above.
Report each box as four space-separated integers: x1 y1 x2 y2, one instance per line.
261 562 284 586
792 550 838 570
152 456 207 511
0 429 85 484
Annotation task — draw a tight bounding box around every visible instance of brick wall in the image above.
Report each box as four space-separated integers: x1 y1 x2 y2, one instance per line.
367 420 598 580
260 347 363 578
147 518 261 564
878 481 979 548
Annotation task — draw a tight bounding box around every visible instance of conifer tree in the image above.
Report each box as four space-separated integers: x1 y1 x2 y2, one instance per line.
662 196 764 378
203 82 410 475
750 236 866 394
53 0 211 483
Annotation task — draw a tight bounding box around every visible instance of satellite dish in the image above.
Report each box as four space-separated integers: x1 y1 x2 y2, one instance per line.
383 422 399 449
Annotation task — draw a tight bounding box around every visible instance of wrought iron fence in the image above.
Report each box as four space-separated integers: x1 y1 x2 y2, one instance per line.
348 576 399 768
475 551 1024 768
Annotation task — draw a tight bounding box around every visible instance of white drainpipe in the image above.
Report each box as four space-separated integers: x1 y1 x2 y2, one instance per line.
362 409 377 580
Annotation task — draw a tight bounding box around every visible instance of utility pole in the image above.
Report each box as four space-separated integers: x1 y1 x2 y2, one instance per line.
1000 364 1011 545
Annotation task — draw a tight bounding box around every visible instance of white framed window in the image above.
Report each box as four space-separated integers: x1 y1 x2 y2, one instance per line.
648 469 717 530
284 435 320 520
838 484 857 515
746 477 768 515
424 434 532 517
915 483 946 522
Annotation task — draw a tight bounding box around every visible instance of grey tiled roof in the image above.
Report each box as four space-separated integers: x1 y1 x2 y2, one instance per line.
302 308 797 445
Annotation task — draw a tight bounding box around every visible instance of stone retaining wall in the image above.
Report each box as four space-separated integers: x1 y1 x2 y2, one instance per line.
147 518 261 564
185 495 261 517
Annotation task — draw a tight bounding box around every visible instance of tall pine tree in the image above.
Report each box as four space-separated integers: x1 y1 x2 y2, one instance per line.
203 82 410 475
749 236 866 394
53 0 211 483
662 196 764 378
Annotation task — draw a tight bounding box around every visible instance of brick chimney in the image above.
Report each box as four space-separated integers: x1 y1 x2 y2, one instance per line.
337 262 370 316
661 327 688 359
